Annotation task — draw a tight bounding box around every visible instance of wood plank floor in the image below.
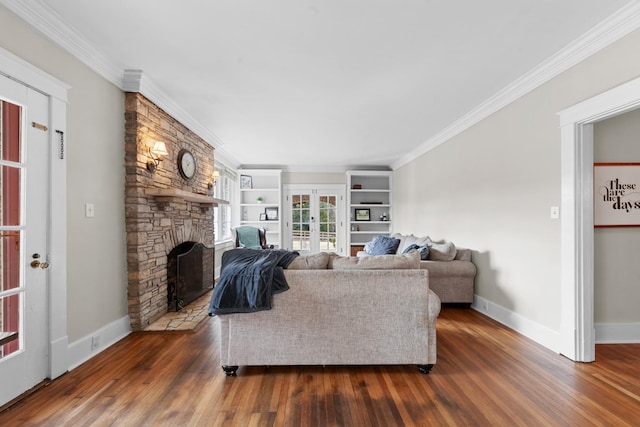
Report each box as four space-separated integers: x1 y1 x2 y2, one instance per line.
1 307 639 426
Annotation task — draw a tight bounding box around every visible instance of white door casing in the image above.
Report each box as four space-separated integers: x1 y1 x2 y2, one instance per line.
0 74 49 404
0 47 68 407
558 76 640 362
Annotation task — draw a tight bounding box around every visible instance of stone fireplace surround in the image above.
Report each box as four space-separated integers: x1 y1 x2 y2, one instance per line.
124 92 217 331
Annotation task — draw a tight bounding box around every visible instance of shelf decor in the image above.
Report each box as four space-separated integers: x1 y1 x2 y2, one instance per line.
594 163 640 227
355 208 370 221
240 175 252 189
265 207 279 221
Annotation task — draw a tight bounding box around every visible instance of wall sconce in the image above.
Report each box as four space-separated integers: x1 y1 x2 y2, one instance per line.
147 141 168 172
208 170 221 195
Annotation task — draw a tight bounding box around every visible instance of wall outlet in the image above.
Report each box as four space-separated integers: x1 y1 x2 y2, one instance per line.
91 335 100 350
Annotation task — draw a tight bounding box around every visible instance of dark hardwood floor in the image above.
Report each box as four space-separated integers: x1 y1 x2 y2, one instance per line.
1 307 639 426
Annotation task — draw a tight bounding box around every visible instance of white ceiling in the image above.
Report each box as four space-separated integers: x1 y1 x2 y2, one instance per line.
4 0 638 170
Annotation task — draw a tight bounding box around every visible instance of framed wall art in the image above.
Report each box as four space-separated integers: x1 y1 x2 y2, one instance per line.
355 208 370 221
594 162 640 227
240 174 252 189
265 207 279 221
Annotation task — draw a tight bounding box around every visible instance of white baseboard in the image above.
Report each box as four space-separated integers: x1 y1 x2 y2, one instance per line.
472 295 562 353
67 315 131 371
595 323 640 343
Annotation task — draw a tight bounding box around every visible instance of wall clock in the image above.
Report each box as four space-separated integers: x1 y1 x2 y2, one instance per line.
177 149 197 180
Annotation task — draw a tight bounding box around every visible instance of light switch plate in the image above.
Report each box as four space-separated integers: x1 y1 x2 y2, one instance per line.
550 206 559 219
85 203 95 218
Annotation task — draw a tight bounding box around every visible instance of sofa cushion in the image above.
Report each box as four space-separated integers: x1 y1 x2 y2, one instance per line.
331 249 420 270
364 235 401 255
427 239 457 261
402 243 430 260
287 252 330 270
391 233 430 254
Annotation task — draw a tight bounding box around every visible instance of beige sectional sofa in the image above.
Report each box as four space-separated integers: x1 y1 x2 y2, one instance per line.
358 234 477 305
216 250 441 376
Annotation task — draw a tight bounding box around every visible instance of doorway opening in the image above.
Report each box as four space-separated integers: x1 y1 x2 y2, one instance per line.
559 76 640 362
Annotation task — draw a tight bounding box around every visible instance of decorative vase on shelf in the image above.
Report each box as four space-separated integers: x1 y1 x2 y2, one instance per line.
256 197 263 204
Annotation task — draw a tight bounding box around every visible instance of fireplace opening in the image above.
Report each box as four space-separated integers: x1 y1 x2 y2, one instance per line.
167 242 215 311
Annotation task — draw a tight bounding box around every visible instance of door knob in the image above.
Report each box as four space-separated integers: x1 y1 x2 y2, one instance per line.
30 257 50 269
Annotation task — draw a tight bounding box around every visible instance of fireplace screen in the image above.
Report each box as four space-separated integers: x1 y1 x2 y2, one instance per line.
167 242 214 311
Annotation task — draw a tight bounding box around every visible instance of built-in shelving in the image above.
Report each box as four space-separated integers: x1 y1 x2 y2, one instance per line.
347 171 393 253
237 169 282 248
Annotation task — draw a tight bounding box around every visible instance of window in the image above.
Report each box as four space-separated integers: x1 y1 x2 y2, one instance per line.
213 164 235 243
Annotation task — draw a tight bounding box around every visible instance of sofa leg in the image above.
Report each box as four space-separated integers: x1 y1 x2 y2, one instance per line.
222 365 238 376
418 364 433 374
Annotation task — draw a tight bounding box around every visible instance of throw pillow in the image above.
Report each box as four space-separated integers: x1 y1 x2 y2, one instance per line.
287 252 330 270
402 243 429 260
365 235 401 255
392 233 430 254
331 250 420 270
427 239 457 261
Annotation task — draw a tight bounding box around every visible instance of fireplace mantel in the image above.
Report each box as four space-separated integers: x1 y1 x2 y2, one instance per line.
145 188 229 205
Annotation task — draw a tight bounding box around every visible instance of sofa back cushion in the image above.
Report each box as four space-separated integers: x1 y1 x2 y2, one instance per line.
427 240 457 261
329 249 420 270
287 252 330 269
363 235 401 255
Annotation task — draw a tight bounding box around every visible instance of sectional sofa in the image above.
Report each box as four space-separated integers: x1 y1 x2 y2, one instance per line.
358 233 477 305
216 250 441 375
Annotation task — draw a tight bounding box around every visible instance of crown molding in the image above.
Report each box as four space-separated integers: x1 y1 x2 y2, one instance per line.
5 0 639 171
391 1 640 170
0 0 123 88
122 70 227 151
2 0 236 161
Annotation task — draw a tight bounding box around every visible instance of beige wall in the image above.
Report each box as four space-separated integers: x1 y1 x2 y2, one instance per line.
0 6 127 342
394 28 640 332
593 108 640 323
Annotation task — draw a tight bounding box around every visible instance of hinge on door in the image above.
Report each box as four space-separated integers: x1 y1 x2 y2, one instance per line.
32 121 48 132
56 130 65 159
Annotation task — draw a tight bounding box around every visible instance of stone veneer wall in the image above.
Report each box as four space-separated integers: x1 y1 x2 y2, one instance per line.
124 92 215 330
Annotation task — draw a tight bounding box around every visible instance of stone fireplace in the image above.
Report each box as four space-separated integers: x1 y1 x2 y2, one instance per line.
124 92 218 331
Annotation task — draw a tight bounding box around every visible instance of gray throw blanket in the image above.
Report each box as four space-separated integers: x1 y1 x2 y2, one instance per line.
208 248 299 315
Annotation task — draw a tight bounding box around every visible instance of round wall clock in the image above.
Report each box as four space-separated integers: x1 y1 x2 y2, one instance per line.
177 149 196 180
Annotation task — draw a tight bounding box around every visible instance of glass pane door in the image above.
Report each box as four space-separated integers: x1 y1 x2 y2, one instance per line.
290 193 311 252
286 186 345 254
1 100 22 358
318 194 337 252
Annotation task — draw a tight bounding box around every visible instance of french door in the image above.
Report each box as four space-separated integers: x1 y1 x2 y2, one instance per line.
0 75 50 405
284 185 346 255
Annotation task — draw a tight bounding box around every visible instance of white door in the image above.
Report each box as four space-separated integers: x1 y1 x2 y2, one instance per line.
285 185 346 255
0 75 50 405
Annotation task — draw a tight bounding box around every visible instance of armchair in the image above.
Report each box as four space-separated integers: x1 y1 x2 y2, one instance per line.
234 226 273 249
